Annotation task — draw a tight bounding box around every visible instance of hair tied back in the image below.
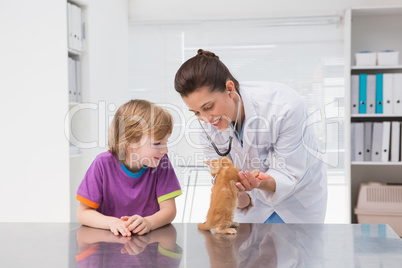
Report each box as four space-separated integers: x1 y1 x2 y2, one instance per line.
197 49 219 60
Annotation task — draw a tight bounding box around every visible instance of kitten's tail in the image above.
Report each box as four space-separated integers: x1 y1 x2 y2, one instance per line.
198 221 211 231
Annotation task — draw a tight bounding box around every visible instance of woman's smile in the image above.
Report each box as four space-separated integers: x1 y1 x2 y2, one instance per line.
212 116 222 127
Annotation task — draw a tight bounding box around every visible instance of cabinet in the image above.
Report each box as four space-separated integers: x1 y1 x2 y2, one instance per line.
347 7 402 223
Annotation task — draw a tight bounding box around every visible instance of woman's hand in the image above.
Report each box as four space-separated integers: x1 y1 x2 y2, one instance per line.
256 172 276 192
236 170 276 192
236 170 260 191
237 191 251 208
236 170 259 209
121 215 151 236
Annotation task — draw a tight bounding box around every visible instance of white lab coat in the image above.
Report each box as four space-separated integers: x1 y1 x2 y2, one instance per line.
237 224 325 267
200 81 328 223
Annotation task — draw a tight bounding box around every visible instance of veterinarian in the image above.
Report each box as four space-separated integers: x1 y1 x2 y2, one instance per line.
174 49 327 224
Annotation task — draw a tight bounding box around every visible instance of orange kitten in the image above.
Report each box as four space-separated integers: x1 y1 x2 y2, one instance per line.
198 157 259 234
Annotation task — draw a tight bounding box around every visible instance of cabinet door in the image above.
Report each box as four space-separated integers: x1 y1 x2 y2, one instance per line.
326 184 349 223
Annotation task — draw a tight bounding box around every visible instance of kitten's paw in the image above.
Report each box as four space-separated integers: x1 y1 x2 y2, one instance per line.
213 227 237 235
198 222 210 231
225 228 237 235
251 169 260 177
230 222 239 228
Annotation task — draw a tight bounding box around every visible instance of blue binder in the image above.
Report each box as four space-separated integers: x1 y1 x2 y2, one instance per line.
359 74 367 114
376 74 383 114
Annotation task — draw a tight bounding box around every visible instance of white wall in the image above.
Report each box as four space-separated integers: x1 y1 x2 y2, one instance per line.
86 0 130 150
0 0 70 222
69 0 130 222
128 0 402 21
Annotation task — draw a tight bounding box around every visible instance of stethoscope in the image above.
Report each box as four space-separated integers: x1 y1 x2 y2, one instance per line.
197 91 242 157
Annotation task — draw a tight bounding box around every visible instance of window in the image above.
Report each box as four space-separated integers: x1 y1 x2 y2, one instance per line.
128 17 345 175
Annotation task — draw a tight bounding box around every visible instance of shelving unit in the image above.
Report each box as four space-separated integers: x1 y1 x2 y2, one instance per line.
347 6 402 223
352 114 402 118
352 162 402 166
66 0 90 222
67 0 86 157
352 65 402 70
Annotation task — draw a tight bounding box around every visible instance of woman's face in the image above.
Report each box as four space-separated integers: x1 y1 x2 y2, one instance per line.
182 86 238 131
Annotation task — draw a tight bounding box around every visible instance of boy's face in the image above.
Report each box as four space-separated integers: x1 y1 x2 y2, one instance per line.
126 134 170 169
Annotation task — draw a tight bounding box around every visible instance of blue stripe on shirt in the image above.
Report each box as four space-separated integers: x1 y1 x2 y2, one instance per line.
120 164 148 178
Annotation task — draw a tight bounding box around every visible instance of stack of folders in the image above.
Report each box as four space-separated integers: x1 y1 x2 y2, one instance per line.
351 73 402 115
351 121 401 162
68 57 82 103
67 2 84 51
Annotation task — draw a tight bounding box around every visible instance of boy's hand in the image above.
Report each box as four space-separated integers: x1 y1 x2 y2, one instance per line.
121 215 151 236
120 235 150 255
109 218 132 237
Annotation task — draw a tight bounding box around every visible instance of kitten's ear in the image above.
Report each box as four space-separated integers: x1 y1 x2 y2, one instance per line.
221 157 232 163
220 157 232 167
204 161 212 167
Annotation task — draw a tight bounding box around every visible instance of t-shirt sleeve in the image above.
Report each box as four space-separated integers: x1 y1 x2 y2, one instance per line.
76 158 103 209
155 155 182 203
157 244 183 265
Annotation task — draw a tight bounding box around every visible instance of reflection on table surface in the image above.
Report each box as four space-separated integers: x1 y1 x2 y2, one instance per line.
0 222 401 267
70 223 402 268
73 224 182 268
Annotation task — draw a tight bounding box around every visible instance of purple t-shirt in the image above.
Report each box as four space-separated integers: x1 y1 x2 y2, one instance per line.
76 151 182 218
76 242 182 267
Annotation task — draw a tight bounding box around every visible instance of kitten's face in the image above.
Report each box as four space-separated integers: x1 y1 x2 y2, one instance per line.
204 157 234 177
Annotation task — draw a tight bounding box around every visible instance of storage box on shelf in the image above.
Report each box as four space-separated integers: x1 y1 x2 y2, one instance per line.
354 50 400 67
355 182 402 236
355 51 377 66
378 50 400 66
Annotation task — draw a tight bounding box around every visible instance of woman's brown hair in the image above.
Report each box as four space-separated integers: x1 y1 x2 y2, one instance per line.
108 99 173 161
174 49 239 97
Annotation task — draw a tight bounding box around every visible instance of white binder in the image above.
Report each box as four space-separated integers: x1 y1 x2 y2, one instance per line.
352 122 364 161
371 122 383 162
75 59 81 103
381 121 391 162
383 74 393 115
364 122 372 161
366 74 376 114
68 57 76 102
351 123 356 161
401 123 402 163
72 4 83 51
351 75 359 114
67 3 74 49
393 73 402 115
390 121 401 162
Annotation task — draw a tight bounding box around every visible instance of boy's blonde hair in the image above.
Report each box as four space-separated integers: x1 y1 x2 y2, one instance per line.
108 99 173 161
